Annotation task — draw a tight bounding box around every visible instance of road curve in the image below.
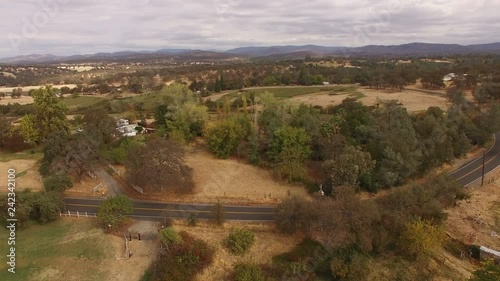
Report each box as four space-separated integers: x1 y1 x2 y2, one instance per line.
64 197 276 222
450 132 500 186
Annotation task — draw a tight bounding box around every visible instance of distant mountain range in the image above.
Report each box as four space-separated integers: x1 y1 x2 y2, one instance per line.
2 42 500 64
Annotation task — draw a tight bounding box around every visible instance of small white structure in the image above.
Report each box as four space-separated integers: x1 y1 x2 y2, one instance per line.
322 82 330 85
443 73 456 82
116 119 129 127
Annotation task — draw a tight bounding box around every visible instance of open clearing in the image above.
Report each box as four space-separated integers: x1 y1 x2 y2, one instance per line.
107 145 311 204
445 171 500 249
0 84 77 93
290 86 449 112
0 159 42 191
0 219 157 281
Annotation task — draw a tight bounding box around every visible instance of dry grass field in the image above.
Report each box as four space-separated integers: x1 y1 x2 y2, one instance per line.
291 86 450 112
0 219 157 281
172 222 301 281
0 159 43 191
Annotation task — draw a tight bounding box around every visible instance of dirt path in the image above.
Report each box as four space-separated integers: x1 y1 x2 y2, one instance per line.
95 168 126 197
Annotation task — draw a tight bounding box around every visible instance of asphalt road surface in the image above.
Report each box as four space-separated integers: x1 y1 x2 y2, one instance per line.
64 132 500 222
64 197 276 222
449 132 500 186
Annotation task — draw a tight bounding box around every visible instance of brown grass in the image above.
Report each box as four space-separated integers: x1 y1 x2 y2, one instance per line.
0 159 42 191
171 221 301 281
290 86 450 112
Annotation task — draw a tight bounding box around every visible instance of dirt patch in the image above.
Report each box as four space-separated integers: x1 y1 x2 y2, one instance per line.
184 148 310 204
64 175 108 198
0 95 34 105
105 232 157 281
107 145 311 205
0 159 42 191
445 173 500 249
291 86 449 112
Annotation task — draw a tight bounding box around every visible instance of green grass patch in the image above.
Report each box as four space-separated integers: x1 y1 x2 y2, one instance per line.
214 86 366 103
62 96 105 110
0 220 111 281
0 149 43 162
15 170 27 178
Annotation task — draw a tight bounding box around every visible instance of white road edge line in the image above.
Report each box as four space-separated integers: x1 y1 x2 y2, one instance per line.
463 164 500 187
450 133 497 175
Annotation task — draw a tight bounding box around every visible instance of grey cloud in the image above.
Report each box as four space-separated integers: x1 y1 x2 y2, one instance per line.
0 0 499 57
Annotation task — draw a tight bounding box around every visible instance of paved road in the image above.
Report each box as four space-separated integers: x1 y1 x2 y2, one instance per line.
450 132 500 186
64 132 500 221
64 197 276 221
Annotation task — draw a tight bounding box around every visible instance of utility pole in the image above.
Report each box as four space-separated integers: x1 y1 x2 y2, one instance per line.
481 149 486 186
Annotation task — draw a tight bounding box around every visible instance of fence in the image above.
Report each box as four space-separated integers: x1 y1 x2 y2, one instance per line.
132 185 144 194
60 210 97 218
107 164 122 176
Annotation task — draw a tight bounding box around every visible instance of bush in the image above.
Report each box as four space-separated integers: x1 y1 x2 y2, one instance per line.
43 173 73 192
225 228 255 255
153 231 214 281
187 212 198 226
97 196 133 229
232 263 266 281
0 190 65 228
158 227 182 247
210 201 225 226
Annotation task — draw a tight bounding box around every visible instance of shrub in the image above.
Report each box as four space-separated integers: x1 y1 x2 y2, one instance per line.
232 263 266 281
225 228 255 255
153 231 214 281
187 212 198 226
97 196 133 229
158 227 182 247
210 201 225 226
43 173 73 192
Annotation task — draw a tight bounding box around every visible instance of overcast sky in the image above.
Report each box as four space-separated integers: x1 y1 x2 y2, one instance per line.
0 0 499 58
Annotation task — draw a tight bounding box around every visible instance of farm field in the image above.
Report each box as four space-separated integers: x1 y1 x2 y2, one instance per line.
61 96 105 110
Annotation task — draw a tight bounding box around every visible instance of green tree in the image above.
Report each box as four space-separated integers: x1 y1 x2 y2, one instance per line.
225 228 255 255
43 173 73 192
400 218 445 260
214 77 222 92
158 227 182 250
210 201 225 226
370 101 421 187
322 145 375 189
204 118 245 159
0 116 11 147
31 86 69 141
31 192 65 223
97 196 133 229
469 260 500 281
82 108 116 144
19 114 40 144
268 126 311 181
